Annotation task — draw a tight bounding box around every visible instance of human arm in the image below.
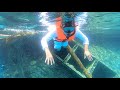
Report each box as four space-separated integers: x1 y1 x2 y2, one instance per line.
84 44 93 61
41 29 56 65
75 29 93 61
44 47 55 65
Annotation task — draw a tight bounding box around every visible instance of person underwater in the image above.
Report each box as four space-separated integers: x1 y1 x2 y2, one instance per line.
41 12 93 65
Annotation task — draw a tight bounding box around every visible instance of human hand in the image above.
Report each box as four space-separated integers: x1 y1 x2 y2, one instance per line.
84 50 93 61
45 48 55 65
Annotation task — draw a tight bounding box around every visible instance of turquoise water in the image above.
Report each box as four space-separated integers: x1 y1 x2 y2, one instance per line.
85 12 120 76
0 12 120 78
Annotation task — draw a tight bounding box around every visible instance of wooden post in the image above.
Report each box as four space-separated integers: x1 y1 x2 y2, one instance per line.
67 45 92 78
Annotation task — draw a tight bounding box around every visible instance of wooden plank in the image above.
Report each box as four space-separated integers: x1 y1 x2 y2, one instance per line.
67 45 92 78
64 45 78 63
65 63 86 78
53 54 84 78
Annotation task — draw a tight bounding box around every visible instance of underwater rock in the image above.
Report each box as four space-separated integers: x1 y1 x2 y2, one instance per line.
0 33 80 78
30 61 37 65
0 31 117 78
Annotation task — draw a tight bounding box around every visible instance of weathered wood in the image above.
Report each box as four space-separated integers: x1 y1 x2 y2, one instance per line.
67 45 92 78
53 54 84 78
64 45 78 63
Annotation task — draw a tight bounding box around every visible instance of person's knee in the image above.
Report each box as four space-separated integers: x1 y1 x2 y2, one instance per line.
54 45 61 51
55 48 61 51
62 45 68 48
62 42 68 48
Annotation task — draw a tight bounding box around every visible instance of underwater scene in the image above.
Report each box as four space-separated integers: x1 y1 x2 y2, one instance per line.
0 12 120 78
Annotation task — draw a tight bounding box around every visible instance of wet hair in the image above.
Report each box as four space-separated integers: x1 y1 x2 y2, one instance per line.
64 12 74 18
62 12 74 16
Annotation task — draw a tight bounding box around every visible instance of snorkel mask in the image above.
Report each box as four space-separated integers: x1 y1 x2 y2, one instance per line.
61 12 75 34
62 21 75 33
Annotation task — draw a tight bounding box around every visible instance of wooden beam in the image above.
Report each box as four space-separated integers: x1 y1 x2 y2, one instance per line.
67 45 92 78
64 45 78 63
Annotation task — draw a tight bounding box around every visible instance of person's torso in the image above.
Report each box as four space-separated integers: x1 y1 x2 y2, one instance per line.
55 17 76 42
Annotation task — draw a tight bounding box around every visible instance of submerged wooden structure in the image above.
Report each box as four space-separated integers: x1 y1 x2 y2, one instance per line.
0 30 118 78
52 40 118 78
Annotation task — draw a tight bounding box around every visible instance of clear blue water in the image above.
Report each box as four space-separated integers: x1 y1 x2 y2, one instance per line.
0 12 120 78
86 12 120 76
